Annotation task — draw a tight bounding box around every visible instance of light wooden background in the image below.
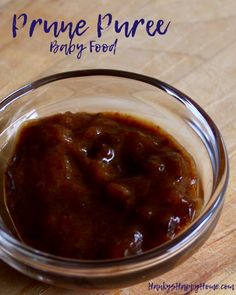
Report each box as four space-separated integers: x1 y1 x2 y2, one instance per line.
0 0 235 294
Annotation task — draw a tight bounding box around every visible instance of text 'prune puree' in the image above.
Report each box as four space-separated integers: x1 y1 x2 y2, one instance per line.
5 112 203 260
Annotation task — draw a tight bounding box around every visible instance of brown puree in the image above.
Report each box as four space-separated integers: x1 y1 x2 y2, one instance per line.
4 112 203 260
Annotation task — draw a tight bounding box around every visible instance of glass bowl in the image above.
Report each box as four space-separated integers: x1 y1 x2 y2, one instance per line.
0 69 229 291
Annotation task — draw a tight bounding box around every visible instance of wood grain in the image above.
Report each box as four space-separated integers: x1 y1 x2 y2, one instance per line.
0 0 235 294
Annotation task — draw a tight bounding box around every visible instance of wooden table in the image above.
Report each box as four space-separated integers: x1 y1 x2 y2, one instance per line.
0 0 235 294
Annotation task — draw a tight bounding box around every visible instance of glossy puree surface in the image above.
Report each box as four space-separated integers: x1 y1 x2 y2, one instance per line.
5 112 203 260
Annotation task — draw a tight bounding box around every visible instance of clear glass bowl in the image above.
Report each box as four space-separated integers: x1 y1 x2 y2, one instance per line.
0 70 229 290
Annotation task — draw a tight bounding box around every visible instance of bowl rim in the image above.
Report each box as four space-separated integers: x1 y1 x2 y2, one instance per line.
0 69 229 270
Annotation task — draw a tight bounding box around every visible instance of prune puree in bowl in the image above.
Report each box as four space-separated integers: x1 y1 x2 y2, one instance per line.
4 112 203 260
